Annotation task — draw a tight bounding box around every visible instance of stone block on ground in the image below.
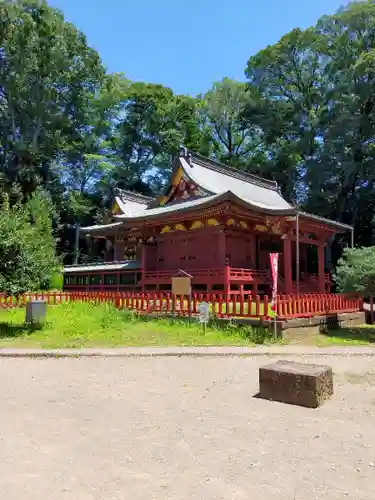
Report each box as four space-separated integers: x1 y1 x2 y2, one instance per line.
25 300 47 324
259 360 333 408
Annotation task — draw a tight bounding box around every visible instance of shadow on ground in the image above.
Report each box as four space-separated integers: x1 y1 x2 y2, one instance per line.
324 326 375 343
0 322 43 339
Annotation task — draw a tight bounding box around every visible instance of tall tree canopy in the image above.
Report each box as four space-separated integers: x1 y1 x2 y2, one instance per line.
244 1 375 249
2 0 375 269
0 0 105 202
198 78 262 167
108 81 209 194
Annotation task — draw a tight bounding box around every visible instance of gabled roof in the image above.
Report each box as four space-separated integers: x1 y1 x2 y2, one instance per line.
177 150 293 212
114 149 295 221
113 188 152 216
182 150 279 190
80 148 353 233
114 191 295 224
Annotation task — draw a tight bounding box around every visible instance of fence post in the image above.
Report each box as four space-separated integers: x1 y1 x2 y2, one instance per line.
254 295 260 317
114 293 120 309
172 293 176 316
263 295 269 321
239 293 244 317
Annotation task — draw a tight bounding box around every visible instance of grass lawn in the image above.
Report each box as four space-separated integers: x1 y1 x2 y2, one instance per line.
0 302 272 348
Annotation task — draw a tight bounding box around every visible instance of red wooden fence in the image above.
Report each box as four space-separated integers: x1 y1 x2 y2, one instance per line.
0 291 363 320
276 293 363 319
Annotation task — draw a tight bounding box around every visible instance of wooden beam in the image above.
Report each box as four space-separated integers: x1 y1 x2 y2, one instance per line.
283 238 293 295
317 243 326 293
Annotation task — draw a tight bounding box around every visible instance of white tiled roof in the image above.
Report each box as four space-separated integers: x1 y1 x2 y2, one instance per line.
64 261 140 273
81 222 122 232
114 189 151 216
115 193 222 220
180 156 293 212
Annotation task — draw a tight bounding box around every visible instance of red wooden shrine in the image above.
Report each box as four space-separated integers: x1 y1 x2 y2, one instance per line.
63 148 353 296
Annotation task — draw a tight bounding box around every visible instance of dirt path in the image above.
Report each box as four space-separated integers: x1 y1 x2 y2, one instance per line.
1 355 375 499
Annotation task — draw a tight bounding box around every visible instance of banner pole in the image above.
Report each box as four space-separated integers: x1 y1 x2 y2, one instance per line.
269 252 279 341
274 296 277 340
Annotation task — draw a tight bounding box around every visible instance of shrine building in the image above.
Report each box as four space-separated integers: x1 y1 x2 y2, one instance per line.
63 148 353 296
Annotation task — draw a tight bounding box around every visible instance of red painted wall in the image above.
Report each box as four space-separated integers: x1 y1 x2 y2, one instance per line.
114 240 125 261
226 231 255 268
149 229 260 271
154 230 222 271
144 245 157 270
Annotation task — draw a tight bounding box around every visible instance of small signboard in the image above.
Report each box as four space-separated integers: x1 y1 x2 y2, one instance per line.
198 301 210 324
172 276 191 296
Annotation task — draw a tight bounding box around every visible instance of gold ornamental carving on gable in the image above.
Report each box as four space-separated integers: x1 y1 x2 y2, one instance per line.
226 218 249 228
111 200 122 216
190 220 204 230
207 218 220 226
158 167 184 206
158 168 208 207
160 219 217 233
255 219 283 235
159 217 251 234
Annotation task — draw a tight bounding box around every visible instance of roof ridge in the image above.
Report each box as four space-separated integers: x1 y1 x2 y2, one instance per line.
114 188 154 204
185 150 278 191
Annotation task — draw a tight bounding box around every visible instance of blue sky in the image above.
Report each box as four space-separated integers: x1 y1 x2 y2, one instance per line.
49 0 350 96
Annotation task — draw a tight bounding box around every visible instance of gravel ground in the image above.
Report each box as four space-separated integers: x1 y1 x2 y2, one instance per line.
1 355 375 500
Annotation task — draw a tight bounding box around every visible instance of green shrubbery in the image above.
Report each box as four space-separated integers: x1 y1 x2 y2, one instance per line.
48 271 64 291
334 246 375 295
0 191 59 295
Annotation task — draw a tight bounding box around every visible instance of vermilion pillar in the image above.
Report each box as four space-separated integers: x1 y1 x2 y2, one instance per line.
301 243 308 273
317 243 325 293
283 238 293 295
141 244 146 292
249 234 257 268
219 229 226 267
219 229 230 294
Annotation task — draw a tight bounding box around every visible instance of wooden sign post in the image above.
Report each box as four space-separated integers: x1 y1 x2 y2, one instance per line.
172 277 191 316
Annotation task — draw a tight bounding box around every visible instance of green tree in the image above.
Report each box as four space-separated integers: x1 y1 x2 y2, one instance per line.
245 27 323 202
0 191 59 295
243 1 375 253
305 1 375 231
62 73 126 196
199 78 262 167
59 74 126 263
334 246 375 295
108 82 208 193
0 0 105 201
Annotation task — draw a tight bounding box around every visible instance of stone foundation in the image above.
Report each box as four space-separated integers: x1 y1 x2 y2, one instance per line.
139 310 366 344
259 360 333 408
280 311 366 343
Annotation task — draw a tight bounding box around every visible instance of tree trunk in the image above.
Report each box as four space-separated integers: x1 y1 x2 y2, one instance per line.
73 223 80 265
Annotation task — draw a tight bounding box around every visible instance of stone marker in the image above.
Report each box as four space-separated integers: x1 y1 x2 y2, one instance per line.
259 360 333 408
26 300 47 324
